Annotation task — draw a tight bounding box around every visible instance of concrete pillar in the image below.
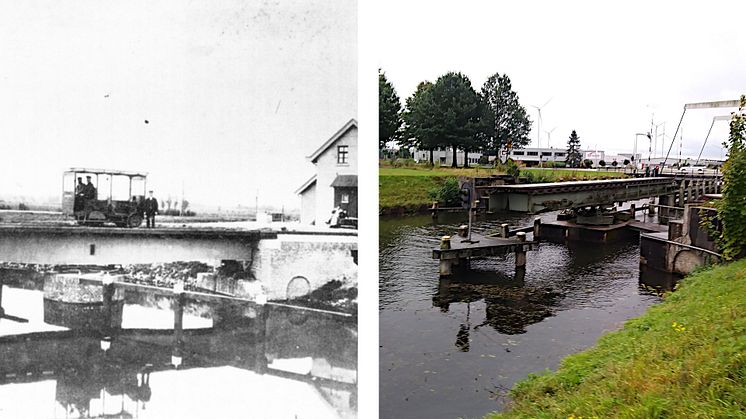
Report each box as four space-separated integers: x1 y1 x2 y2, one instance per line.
458 225 469 238
630 203 636 218
648 197 656 215
515 232 527 268
499 223 509 238
533 218 541 240
440 236 451 250
431 201 439 219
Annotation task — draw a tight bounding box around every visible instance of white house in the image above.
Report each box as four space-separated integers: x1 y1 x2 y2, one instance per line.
296 119 357 225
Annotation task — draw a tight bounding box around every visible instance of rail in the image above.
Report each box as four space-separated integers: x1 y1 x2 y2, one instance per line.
640 233 723 258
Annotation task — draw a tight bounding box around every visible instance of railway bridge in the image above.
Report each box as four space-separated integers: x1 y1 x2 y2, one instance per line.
478 175 721 214
0 225 357 301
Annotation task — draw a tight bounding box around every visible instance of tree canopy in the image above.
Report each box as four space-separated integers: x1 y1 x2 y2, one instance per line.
398 70 532 167
401 81 439 163
379 70 403 150
480 73 532 161
427 72 483 167
566 130 583 168
711 95 746 260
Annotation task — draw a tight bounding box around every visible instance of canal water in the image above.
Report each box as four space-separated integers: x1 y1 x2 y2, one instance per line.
0 271 356 419
380 211 663 419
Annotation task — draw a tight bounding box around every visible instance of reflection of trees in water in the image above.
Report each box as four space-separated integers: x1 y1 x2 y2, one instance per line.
433 272 562 336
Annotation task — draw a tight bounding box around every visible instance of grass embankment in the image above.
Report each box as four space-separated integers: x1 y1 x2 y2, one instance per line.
378 166 627 214
489 259 746 418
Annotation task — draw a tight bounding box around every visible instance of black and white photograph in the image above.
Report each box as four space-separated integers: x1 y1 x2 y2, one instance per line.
0 1 357 418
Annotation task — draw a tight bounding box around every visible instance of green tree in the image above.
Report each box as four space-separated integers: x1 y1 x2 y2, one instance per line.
402 81 440 164
712 95 746 260
379 70 403 150
480 73 532 162
428 72 482 167
566 130 583 168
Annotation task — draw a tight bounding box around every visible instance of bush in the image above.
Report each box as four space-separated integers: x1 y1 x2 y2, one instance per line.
623 159 631 166
583 159 593 168
598 160 606 167
478 155 490 165
427 177 460 206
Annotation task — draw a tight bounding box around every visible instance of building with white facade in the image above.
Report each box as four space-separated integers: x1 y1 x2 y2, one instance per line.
296 119 357 225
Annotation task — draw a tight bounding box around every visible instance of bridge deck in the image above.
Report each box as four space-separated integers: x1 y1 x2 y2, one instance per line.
0 224 279 239
478 176 675 195
433 234 535 260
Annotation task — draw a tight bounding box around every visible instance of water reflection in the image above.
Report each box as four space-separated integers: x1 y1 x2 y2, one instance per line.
0 270 357 419
433 270 562 337
380 212 663 419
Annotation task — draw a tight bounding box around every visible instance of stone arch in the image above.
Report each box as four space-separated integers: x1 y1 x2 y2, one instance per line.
286 275 311 300
672 249 704 275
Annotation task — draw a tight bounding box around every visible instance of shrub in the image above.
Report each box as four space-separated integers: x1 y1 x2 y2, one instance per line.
598 160 606 167
583 159 593 168
427 177 460 206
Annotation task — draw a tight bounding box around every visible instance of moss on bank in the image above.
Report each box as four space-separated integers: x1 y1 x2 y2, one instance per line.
488 259 746 418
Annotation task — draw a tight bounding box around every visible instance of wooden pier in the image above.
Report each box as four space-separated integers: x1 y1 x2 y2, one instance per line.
432 231 536 276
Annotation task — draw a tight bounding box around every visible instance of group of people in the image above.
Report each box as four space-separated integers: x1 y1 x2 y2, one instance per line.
73 176 97 211
132 191 160 228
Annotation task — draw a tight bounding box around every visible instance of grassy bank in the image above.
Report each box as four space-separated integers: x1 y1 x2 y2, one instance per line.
379 174 446 213
489 259 746 418
379 165 627 214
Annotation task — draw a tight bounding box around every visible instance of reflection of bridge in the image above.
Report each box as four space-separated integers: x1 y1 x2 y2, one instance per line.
480 176 721 214
0 278 357 418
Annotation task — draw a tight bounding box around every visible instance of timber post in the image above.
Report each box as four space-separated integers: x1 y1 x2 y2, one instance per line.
499 223 509 238
533 217 541 240
515 232 527 268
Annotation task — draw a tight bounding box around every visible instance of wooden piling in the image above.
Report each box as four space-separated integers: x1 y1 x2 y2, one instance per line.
515 232 527 268
499 223 509 238
533 218 541 240
173 290 185 368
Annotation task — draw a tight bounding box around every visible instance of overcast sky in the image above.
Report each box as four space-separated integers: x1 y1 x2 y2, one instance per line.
375 0 745 161
0 0 356 208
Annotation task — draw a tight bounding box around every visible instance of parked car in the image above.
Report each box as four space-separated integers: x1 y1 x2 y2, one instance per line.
678 165 706 174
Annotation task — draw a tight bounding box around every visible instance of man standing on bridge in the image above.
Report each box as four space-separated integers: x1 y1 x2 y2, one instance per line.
143 190 159 228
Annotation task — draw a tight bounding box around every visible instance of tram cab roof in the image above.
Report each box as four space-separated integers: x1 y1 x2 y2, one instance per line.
65 168 148 177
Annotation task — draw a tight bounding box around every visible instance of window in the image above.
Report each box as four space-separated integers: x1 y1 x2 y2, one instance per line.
341 193 350 204
527 151 538 156
541 152 553 156
337 145 349 164
512 151 524 156
554 152 565 157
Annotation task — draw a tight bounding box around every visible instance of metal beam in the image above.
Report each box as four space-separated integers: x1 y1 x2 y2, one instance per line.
684 100 740 110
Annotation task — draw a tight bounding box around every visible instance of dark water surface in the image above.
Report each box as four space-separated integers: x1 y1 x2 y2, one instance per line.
379 212 662 419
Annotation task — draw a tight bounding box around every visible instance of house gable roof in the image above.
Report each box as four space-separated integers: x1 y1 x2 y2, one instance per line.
307 118 357 164
295 174 317 195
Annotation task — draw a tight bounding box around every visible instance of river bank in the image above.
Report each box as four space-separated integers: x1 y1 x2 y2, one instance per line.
378 166 628 215
489 258 746 418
